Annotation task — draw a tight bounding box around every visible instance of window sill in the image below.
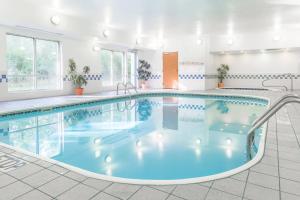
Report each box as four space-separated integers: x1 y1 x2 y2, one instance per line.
8 88 64 94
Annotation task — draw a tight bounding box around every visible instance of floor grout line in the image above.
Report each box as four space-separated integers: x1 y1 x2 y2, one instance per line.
275 113 282 200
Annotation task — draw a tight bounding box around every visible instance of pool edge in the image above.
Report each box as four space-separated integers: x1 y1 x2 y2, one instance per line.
0 91 271 185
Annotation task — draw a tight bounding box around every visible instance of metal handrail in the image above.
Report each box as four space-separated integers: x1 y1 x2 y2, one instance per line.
247 95 300 158
116 82 138 95
262 78 288 91
252 94 299 126
116 82 126 95
125 82 138 94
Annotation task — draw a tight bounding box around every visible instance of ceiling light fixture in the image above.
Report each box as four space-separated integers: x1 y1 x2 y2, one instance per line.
50 15 60 25
103 29 110 38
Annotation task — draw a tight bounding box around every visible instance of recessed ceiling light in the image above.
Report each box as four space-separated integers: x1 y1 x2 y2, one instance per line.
50 15 60 25
103 29 109 38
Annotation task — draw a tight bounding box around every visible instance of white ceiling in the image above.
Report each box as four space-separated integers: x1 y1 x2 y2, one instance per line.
2 0 300 39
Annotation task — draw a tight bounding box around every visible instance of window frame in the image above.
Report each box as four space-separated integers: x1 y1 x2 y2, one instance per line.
6 33 63 92
100 48 137 87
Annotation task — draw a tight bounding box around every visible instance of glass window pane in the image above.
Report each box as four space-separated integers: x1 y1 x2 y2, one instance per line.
36 40 59 90
127 52 136 84
112 52 123 85
6 35 34 91
101 50 112 86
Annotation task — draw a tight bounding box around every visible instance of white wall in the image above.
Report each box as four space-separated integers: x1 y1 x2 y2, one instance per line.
209 31 300 90
138 35 210 90
138 49 163 89
0 25 139 101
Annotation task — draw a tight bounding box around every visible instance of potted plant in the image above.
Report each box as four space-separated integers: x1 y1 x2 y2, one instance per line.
68 59 90 95
137 60 151 89
217 64 229 88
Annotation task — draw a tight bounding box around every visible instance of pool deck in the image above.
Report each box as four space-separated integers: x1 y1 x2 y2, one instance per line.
0 89 300 200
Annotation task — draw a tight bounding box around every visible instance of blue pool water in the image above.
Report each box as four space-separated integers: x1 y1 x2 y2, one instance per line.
0 94 267 181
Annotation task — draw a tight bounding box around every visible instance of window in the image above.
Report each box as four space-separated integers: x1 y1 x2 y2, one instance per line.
6 34 61 91
100 49 136 87
126 52 136 84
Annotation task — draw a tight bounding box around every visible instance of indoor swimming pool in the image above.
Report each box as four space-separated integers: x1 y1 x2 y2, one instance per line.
0 93 268 184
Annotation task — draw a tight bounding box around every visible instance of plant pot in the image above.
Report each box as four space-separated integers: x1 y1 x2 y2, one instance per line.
139 80 146 89
218 82 225 88
75 87 84 95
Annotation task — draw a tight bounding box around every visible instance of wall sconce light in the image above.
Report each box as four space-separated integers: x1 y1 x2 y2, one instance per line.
50 15 60 25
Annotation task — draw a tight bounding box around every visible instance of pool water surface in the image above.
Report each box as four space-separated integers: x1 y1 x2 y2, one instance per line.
0 94 267 183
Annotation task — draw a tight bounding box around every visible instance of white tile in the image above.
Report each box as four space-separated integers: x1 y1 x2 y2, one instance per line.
129 187 168 200
22 169 59 187
212 178 245 196
15 190 52 200
151 185 176 193
172 184 209 200
281 192 300 200
206 189 241 200
91 192 120 200
230 170 249 182
8 163 43 179
64 171 87 182
280 178 300 196
250 163 278 177
105 183 141 200
57 184 98 200
82 178 112 191
247 171 279 190
0 181 32 200
280 167 300 182
0 174 17 188
244 183 279 200
38 176 78 197
167 195 185 200
48 165 69 175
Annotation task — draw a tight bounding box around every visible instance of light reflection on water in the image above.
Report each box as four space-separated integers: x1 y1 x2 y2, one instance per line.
0 95 266 180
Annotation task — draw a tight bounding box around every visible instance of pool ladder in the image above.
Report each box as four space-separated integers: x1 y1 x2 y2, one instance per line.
116 82 138 112
261 73 294 91
116 82 138 96
247 94 300 158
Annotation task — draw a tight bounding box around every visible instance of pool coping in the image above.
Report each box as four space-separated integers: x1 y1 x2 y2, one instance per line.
0 90 271 185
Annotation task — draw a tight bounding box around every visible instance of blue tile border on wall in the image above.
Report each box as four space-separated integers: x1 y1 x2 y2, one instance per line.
63 74 102 81
179 74 205 80
149 74 162 80
147 73 300 80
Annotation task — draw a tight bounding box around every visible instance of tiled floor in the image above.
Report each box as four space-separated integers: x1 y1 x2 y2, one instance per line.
0 89 300 200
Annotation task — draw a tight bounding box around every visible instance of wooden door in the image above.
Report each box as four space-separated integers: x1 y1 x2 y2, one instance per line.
163 52 178 89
